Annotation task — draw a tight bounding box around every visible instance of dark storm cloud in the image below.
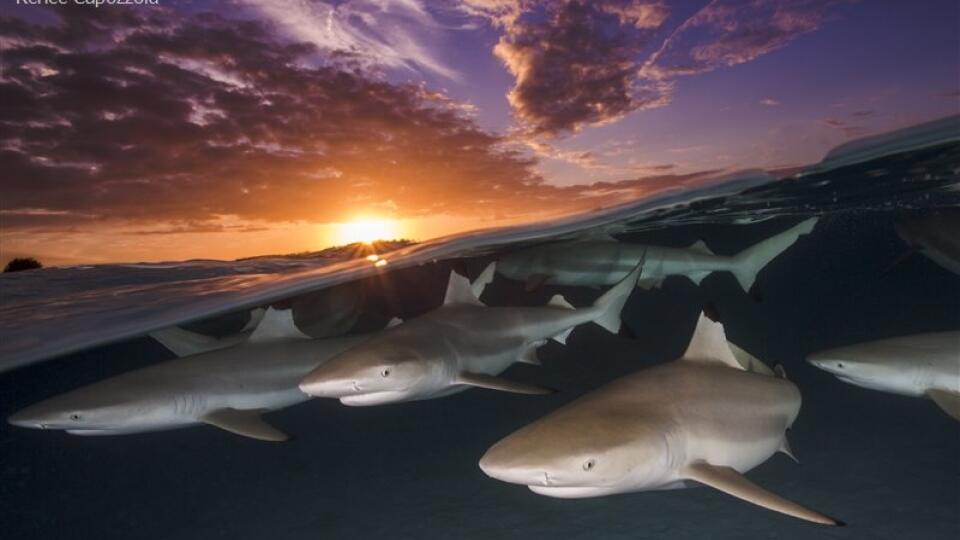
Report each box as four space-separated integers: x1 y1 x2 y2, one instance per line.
484 0 669 136
0 7 718 232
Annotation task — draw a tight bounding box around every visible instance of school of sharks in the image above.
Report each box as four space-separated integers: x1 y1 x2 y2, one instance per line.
7 207 959 528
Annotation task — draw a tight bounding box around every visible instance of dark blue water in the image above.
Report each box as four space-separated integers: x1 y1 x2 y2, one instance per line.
2 210 958 539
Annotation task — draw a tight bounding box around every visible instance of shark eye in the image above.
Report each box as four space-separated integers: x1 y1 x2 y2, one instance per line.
583 459 596 471
836 362 844 369
381 368 391 378
69 413 82 421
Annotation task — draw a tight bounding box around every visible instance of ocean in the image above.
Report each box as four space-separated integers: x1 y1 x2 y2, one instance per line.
1 117 958 539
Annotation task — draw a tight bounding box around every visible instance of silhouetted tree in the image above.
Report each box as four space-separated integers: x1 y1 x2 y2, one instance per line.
3 257 43 272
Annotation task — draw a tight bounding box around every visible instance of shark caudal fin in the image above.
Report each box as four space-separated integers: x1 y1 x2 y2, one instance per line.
590 253 645 334
150 327 223 357
730 218 818 291
248 307 312 342
471 262 497 300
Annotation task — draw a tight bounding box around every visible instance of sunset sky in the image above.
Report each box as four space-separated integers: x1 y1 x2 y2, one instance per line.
1 0 957 264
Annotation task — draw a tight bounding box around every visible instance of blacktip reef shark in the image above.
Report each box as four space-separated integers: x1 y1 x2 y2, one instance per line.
300 260 643 406
8 307 372 442
479 312 841 526
497 217 817 291
807 331 960 421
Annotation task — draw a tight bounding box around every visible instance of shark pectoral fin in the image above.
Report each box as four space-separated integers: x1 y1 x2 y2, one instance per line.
524 273 552 291
456 372 555 395
779 435 799 463
682 462 838 526
927 388 960 421
517 344 542 366
200 408 289 442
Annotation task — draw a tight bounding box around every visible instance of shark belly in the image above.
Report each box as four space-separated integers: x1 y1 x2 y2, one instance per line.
648 247 728 281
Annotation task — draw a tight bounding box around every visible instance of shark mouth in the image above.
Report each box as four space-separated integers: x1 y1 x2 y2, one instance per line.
527 485 624 498
339 391 411 406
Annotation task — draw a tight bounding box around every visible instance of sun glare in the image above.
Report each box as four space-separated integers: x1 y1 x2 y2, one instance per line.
335 218 399 245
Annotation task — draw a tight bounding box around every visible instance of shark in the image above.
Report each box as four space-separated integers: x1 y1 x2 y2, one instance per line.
8 307 371 442
479 312 840 526
807 331 960 421
299 261 642 406
894 210 960 275
496 217 817 291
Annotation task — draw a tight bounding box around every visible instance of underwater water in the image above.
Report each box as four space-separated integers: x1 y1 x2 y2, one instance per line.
1 119 959 539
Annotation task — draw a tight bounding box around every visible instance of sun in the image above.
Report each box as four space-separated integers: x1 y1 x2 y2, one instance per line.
335 218 399 245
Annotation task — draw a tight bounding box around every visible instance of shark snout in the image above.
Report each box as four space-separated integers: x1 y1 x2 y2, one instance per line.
7 408 46 429
806 351 846 374
299 376 358 398
299 363 362 398
479 446 553 486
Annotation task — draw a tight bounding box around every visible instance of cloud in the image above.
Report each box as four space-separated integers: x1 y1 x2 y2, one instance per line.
0 7 718 236
760 97 780 106
821 117 865 137
468 0 845 139
470 1 670 136
237 0 460 79
642 0 844 79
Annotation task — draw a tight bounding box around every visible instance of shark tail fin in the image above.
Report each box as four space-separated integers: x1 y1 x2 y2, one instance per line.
248 307 311 342
471 262 497 300
730 217 818 291
150 327 225 357
590 252 645 334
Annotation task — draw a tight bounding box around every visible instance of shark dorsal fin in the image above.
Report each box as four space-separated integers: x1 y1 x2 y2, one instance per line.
444 270 483 306
240 308 267 332
386 317 404 329
248 307 311 343
688 239 714 255
547 294 575 310
471 262 497 300
680 313 742 370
